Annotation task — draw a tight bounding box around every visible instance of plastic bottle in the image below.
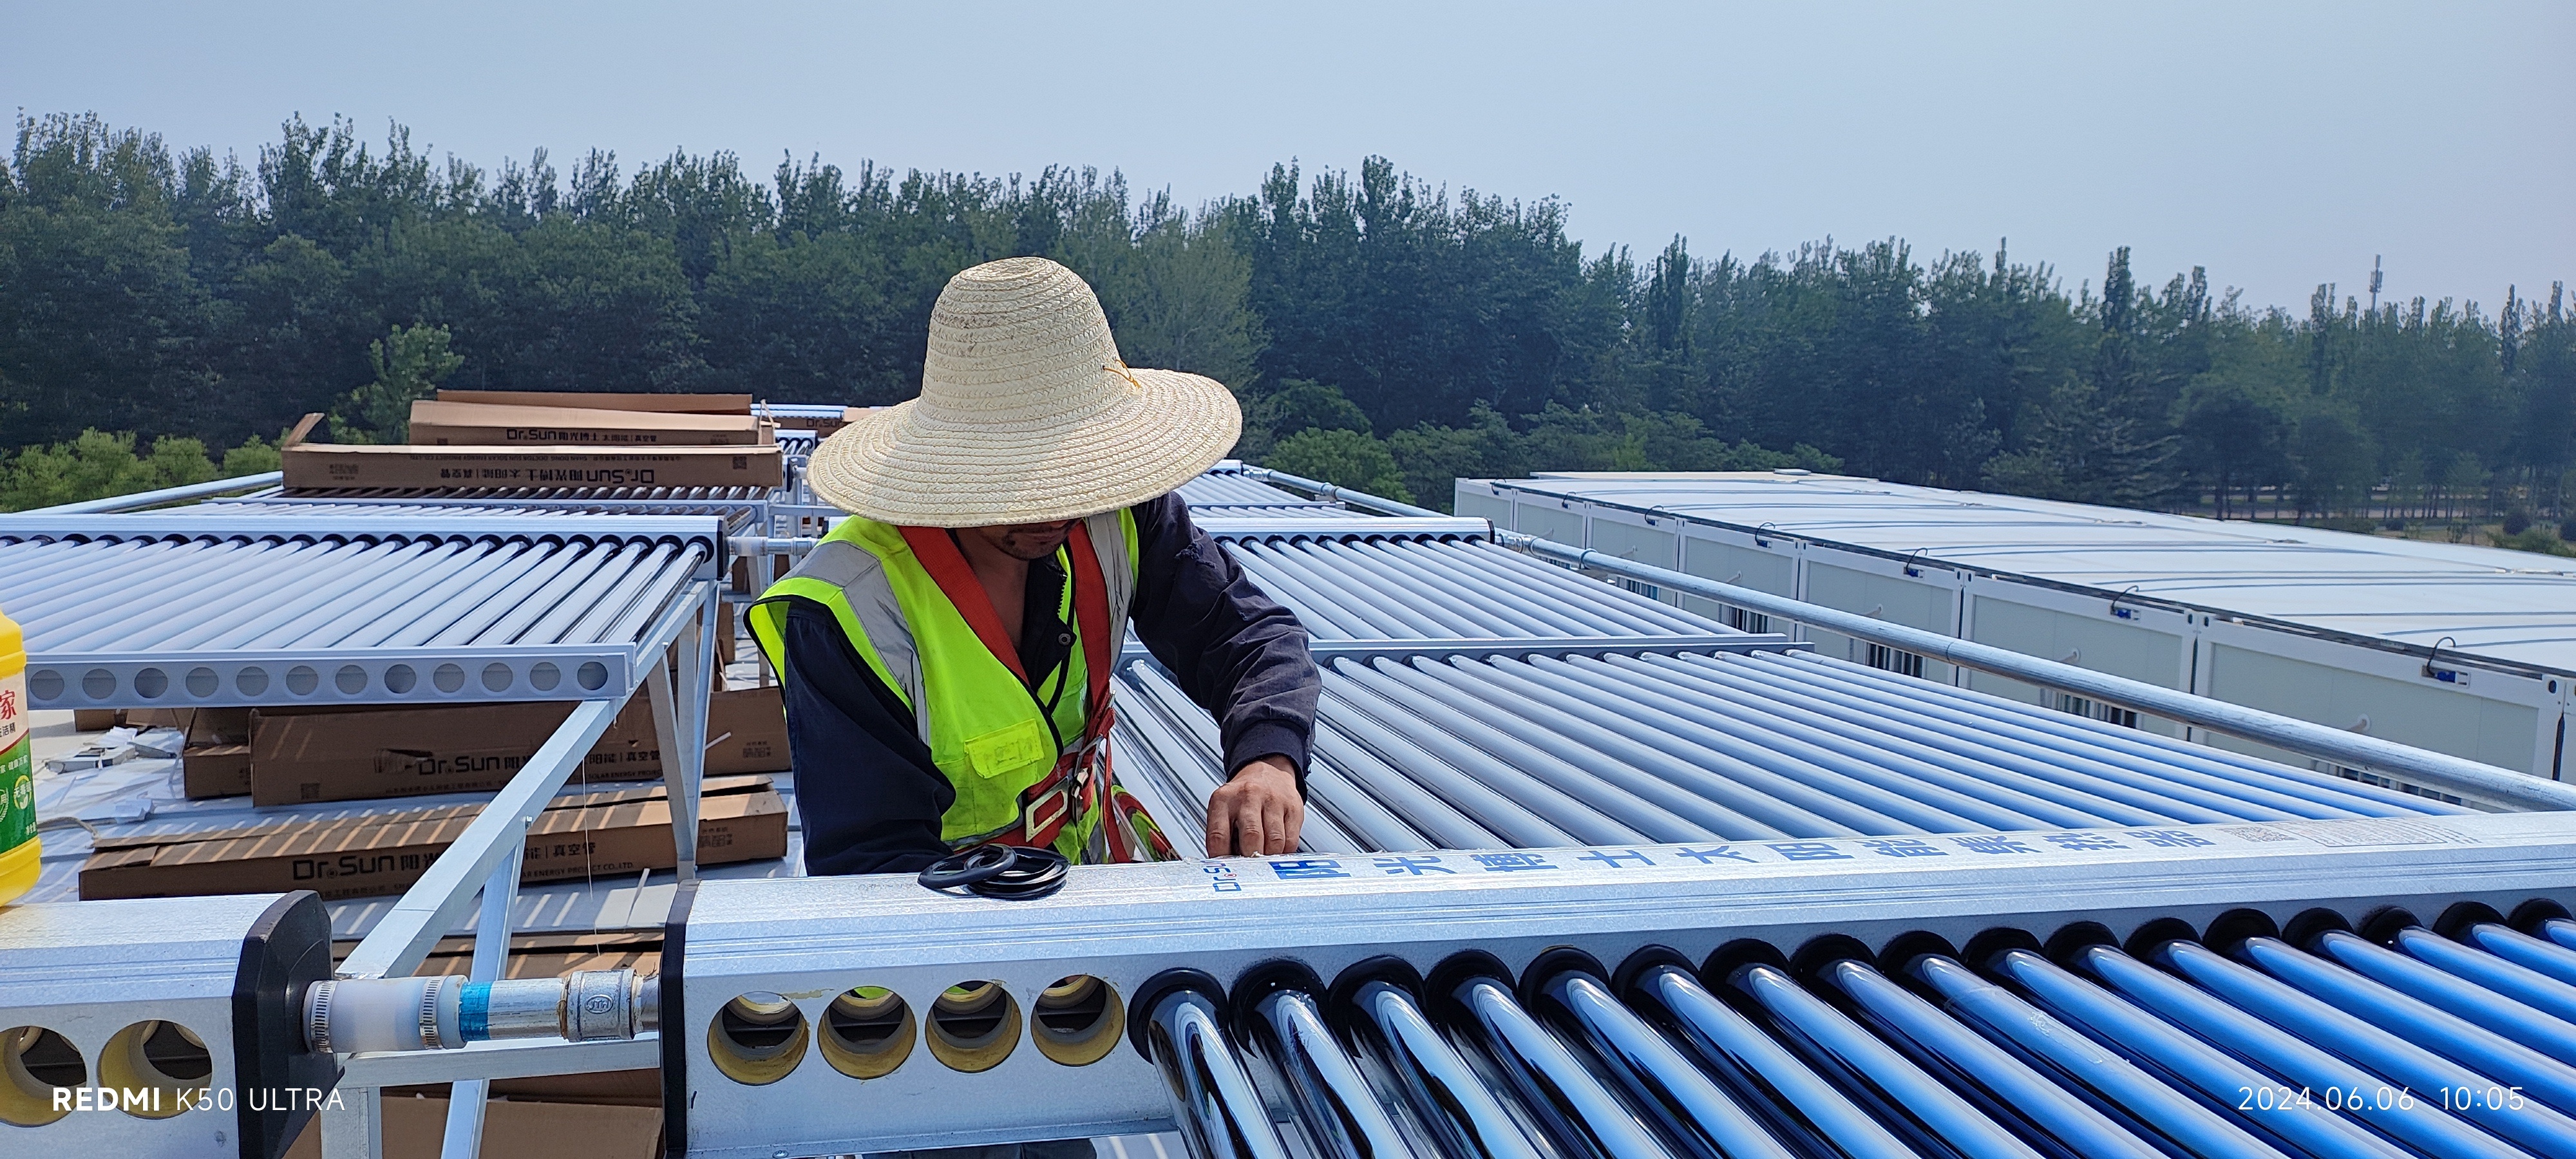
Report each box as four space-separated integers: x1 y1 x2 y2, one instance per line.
0 607 33 906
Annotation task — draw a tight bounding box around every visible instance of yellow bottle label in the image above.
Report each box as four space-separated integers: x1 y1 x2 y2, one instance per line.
0 667 26 860
0 665 22 751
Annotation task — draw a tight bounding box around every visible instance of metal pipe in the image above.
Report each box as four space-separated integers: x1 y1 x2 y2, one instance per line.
1520 654 1993 833
2394 925 2576 1023
1323 661 1645 845
1398 657 1835 838
1224 543 1400 639
26 470 284 514
1345 540 1585 637
377 539 554 646
1312 684 1582 849
1439 971 1678 1159
1338 659 1723 843
1985 948 2410 1159
2465 922 2576 986
1464 542 1710 636
1279 540 1504 638
1907 954 2291 1159
1625 963 1915 1159
1757 653 2417 820
1236 467 1450 519
1238 541 1439 637
1495 528 2576 811
249 540 482 648
1497 654 2085 831
1728 962 2047 1158
1821 958 2164 1158
1529 966 1796 1159
1700 654 2322 822
1802 653 2465 818
1242 985 1422 1159
1307 718 1499 850
2159 937 2576 1153
1343 979 1546 1159
1144 985 1294 1159
2075 942 2527 1158
2309 929 2576 1066
1635 654 2234 823
2232 936 2576 1108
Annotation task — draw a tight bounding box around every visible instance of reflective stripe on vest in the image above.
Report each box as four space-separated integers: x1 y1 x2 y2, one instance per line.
747 510 1140 848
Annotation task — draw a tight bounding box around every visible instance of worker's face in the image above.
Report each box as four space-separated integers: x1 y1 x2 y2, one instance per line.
963 520 1076 561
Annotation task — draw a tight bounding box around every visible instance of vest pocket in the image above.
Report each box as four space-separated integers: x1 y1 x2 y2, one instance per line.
960 718 1051 780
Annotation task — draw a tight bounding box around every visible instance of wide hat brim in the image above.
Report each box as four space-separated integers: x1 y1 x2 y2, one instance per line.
806 366 1242 527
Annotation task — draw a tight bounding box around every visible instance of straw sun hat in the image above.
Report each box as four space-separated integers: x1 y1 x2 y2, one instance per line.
806 257 1242 527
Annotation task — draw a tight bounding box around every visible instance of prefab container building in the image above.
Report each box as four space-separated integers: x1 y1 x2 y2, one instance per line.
1458 471 2576 786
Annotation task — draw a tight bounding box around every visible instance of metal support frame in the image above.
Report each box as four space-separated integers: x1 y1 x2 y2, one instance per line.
1193 515 1491 540
1234 467 2576 813
672 810 2576 1155
1498 531 2576 813
24 469 285 514
1124 633 1806 669
1 513 726 710
320 580 716 1159
436 837 526 1159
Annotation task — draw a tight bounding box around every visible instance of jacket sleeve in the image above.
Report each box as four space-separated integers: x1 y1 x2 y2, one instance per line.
1125 493 1320 786
777 598 954 875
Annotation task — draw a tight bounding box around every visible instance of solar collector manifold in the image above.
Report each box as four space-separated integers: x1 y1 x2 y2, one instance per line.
665 810 2576 1158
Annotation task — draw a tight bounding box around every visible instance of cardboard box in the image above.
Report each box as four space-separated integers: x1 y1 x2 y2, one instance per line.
767 404 876 435
281 1095 663 1159
406 933 663 979
156 708 258 798
248 687 786 805
183 744 254 798
408 399 769 447
80 775 786 901
72 708 118 731
437 388 752 415
705 685 788 775
249 695 667 806
281 442 783 490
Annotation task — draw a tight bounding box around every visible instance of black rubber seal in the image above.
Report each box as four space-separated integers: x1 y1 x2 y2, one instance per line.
1128 968 1225 1062
918 845 1070 900
661 878 700 1159
1515 946 1609 1012
1227 959 1326 1046
2512 898 2573 934
231 891 333 1159
1611 945 1695 1003
1325 956 1425 1044
2280 908 2355 952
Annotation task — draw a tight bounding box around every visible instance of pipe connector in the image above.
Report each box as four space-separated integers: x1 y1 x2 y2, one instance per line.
305 970 659 1054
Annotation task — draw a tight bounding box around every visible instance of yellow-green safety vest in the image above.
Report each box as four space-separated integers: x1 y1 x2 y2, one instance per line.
747 511 1140 857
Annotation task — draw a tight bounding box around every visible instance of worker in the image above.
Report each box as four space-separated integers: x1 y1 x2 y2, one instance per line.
749 256 1316 878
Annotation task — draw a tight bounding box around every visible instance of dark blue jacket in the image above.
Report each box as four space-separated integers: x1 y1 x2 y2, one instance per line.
774 493 1317 874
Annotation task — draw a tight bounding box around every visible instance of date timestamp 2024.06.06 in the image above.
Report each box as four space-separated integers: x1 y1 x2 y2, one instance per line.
2239 1084 2530 1113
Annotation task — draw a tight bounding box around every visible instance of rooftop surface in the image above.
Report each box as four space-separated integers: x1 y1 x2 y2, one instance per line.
1485 472 2576 676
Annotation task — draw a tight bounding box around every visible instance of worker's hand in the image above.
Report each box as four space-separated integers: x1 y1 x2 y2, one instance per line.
1206 755 1303 857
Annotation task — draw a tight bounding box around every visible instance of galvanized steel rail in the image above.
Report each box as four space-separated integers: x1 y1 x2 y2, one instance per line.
1237 465 2576 813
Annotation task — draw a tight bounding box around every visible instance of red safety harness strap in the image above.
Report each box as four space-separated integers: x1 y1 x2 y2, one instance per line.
899 522 1159 860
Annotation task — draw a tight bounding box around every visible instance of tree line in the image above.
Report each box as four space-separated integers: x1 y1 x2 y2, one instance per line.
3 112 2570 541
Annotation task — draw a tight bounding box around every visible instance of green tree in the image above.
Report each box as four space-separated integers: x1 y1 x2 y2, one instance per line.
0 429 218 510
2288 405 2376 520
1264 428 1414 503
332 323 463 442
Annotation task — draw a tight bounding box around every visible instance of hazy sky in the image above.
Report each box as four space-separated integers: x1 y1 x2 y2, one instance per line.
6 1 2569 313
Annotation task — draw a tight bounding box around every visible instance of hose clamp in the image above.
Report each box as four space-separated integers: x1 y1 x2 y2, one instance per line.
417 976 448 1051
306 980 336 1054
